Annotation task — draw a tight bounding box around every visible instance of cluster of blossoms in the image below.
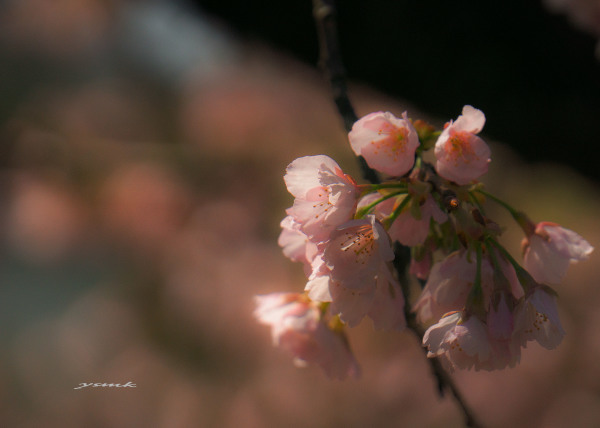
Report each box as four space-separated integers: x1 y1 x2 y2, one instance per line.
254 106 593 378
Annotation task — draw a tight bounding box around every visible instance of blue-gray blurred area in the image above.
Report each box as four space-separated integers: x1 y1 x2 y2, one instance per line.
0 1 599 427
0 0 239 338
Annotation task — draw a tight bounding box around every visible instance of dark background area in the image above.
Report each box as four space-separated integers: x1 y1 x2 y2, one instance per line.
194 0 600 181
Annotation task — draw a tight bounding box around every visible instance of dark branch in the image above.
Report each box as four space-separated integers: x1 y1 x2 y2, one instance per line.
312 0 379 185
312 1 483 427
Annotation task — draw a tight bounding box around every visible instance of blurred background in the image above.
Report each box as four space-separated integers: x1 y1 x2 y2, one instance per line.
0 0 599 427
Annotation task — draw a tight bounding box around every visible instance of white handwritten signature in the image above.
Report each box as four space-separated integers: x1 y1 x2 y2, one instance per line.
74 382 136 390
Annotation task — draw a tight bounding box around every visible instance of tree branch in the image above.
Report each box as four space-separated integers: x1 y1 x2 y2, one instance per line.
312 0 379 185
312 1 483 427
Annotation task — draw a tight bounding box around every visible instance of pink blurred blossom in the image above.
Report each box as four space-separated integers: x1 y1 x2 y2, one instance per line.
254 292 360 379
483 294 522 370
6 174 88 263
424 308 522 371
423 312 491 372
523 222 593 285
365 270 406 331
413 251 491 323
513 286 565 350
100 162 192 256
0 0 111 58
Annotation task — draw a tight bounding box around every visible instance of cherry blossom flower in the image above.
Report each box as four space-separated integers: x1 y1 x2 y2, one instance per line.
323 215 394 290
259 105 593 378
327 263 405 330
387 195 448 246
304 254 371 326
423 311 491 371
284 155 359 242
424 306 522 372
482 339 521 370
366 269 406 331
487 294 514 342
305 236 405 330
413 251 492 323
523 221 593 285
513 285 565 350
254 292 360 379
434 105 491 185
328 277 377 328
348 111 420 176
483 293 521 370
278 215 319 275
304 255 333 302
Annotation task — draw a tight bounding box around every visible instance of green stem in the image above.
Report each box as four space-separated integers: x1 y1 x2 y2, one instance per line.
476 189 536 236
486 237 500 271
383 194 412 228
486 237 520 273
468 191 486 216
476 189 519 217
486 236 535 293
473 242 482 291
414 155 423 170
355 190 408 218
358 183 408 194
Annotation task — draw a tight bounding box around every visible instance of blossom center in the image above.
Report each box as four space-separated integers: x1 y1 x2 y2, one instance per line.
372 125 409 161
339 225 375 265
524 307 549 334
445 131 477 164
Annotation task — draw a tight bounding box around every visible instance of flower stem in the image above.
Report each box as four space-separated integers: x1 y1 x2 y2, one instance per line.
414 155 423 170
355 190 408 218
468 191 486 216
476 189 536 237
358 182 408 194
383 194 412 228
486 236 535 293
475 189 519 217
486 237 519 272
465 242 484 313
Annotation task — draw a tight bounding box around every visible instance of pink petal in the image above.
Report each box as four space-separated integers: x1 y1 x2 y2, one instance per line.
434 106 491 185
367 269 406 331
284 155 342 198
453 105 486 134
349 111 419 176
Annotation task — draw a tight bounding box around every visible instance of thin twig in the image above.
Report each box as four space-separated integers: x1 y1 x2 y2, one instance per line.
312 0 379 185
312 1 483 427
